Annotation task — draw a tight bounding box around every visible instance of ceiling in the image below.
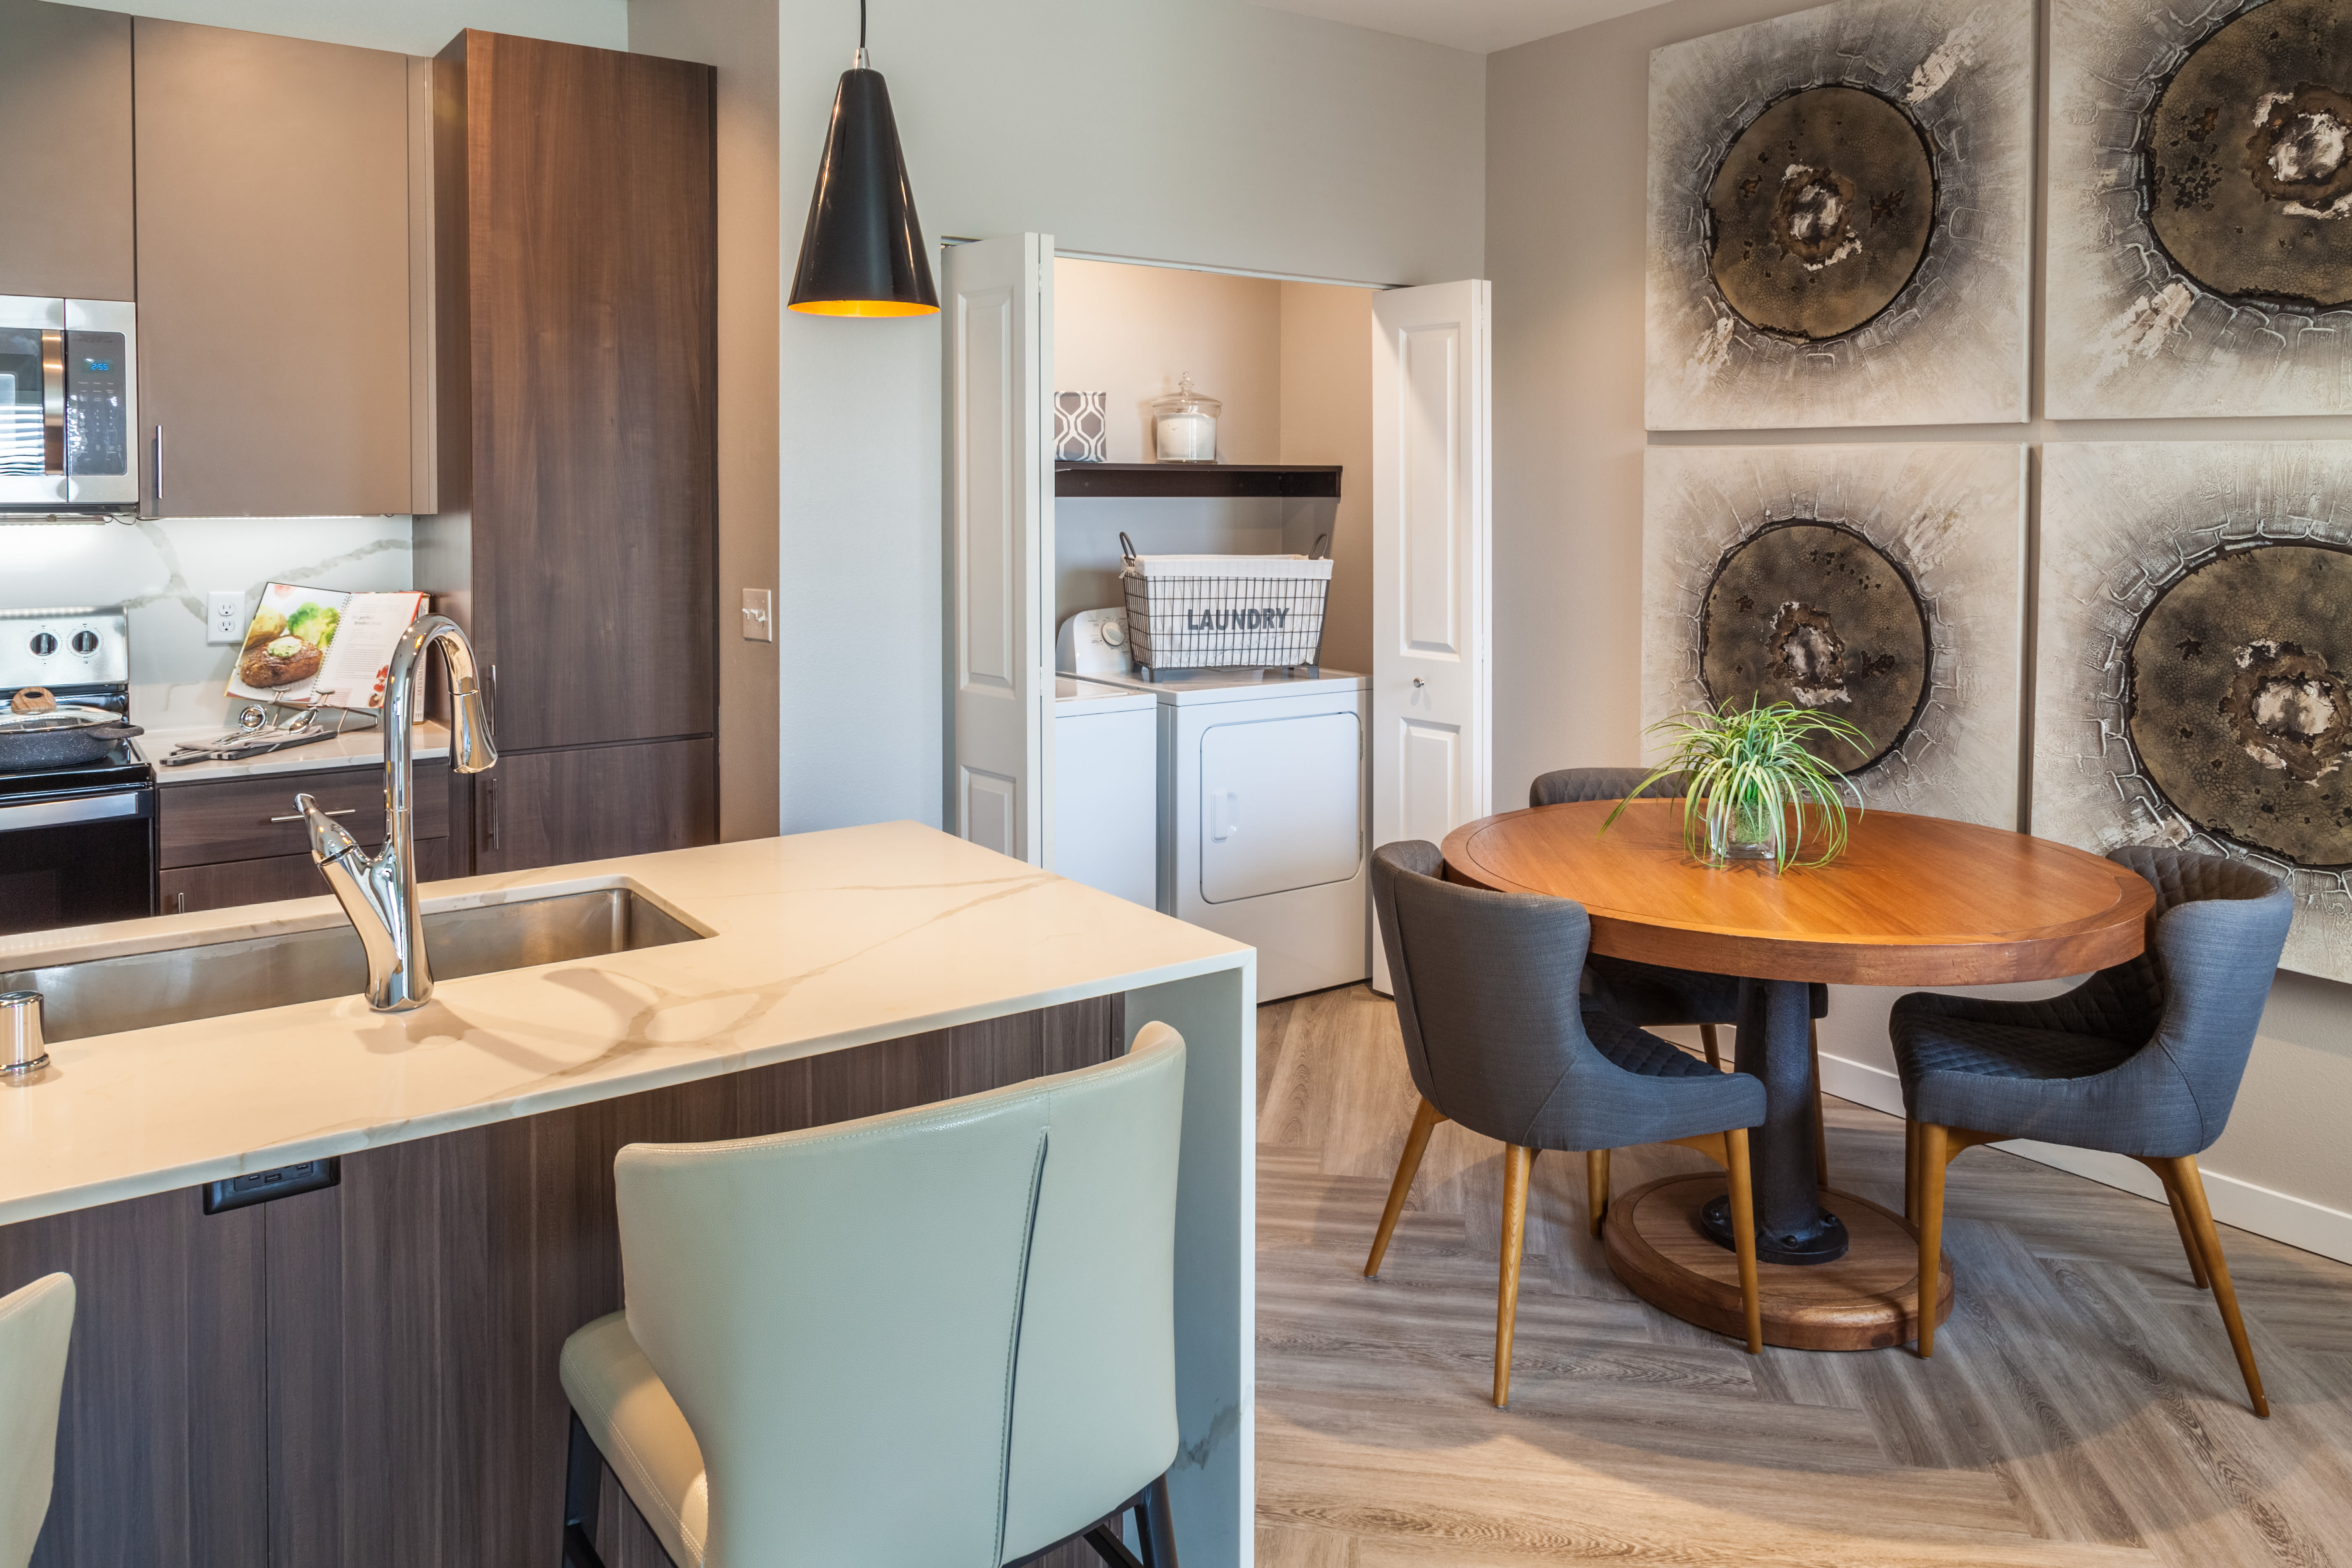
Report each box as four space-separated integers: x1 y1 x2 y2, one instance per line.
1251 0 1677 54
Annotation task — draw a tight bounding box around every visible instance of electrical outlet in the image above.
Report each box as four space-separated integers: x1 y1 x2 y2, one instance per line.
206 591 245 645
741 588 775 643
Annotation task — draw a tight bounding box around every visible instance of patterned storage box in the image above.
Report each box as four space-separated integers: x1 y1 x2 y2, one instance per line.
1054 391 1108 462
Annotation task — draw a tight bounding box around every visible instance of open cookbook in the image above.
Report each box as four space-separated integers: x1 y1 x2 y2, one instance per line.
224 584 429 710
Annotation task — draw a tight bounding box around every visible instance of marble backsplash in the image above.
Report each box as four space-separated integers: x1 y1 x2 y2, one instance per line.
2 514 414 730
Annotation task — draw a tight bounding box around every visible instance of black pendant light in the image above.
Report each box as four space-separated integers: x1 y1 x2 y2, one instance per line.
788 0 938 318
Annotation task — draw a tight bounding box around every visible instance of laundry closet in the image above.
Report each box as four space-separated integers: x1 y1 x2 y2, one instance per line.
943 235 1493 1002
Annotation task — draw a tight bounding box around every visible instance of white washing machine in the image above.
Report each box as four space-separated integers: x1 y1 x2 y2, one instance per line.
1052 676 1158 907
1078 665 1369 1002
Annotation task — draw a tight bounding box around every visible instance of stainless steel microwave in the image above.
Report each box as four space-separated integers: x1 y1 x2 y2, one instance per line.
0 295 138 512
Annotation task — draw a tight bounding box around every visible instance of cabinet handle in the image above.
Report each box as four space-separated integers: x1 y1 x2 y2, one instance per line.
172 891 186 914
268 807 353 824
152 424 163 501
485 778 500 851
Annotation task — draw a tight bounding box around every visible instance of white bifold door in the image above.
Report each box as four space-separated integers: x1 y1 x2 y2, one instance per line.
1370 280 1493 992
945 234 1055 864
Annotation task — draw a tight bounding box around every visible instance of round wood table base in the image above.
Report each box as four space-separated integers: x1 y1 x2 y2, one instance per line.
1603 1172 1953 1351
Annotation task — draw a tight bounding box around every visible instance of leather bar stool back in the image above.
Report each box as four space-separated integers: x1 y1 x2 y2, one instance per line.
559 1026 1188 1568
0 1272 74 1568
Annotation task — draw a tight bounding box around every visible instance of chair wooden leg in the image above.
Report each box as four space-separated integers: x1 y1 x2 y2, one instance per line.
1915 1123 1948 1358
1586 1147 1612 1238
1809 1022 1831 1188
1364 1097 1446 1277
1904 1118 1920 1226
1494 1144 1533 1408
561 1411 608 1568
1700 1022 1722 1070
1723 1127 1764 1355
2161 1156 2268 1417
2157 1168 2211 1290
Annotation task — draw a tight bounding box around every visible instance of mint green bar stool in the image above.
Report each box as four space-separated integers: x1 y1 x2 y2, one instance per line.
558 1024 1187 1568
1 1272 74 1568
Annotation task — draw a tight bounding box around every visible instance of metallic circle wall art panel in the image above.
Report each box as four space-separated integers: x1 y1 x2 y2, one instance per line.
2049 0 2352 417
2036 442 2352 982
1645 444 2027 830
1645 0 2033 430
1698 521 1933 771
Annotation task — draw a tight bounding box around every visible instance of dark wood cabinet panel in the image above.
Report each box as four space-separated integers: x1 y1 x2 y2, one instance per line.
132 19 412 518
0 996 1124 1568
158 762 448 870
428 31 717 754
0 0 134 299
159 838 450 916
475 740 716 875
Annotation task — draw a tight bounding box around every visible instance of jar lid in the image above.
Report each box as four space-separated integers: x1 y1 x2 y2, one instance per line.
1151 372 1221 415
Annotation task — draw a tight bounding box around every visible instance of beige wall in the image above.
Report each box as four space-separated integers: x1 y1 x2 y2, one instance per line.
1050 259 1373 673
630 0 781 842
1488 0 2352 1259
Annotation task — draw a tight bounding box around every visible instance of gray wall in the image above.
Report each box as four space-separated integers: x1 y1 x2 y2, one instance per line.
1487 0 2352 1257
773 0 1485 834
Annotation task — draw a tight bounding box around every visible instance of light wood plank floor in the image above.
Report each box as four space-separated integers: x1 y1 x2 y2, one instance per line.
1255 984 2352 1568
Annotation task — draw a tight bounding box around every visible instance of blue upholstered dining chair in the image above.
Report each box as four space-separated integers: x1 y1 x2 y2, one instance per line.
1529 767 1834 1181
1365 841 1767 1408
1892 846 2292 1415
557 1026 1187 1568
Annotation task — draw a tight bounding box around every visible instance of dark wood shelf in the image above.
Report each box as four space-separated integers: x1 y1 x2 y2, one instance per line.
1055 461 1343 500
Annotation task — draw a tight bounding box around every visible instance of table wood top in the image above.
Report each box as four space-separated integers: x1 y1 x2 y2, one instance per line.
1439 801 2154 986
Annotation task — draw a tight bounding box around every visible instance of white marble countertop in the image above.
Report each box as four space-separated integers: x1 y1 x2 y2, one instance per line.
142 719 451 784
0 822 1251 1226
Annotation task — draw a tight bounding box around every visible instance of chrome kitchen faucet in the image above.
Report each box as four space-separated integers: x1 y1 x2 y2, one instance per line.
299 615 498 1011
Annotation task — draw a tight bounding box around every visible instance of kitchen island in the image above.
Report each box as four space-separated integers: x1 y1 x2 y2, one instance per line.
0 822 1255 1568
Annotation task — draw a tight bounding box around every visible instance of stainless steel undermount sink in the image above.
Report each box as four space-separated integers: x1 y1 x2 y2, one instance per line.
0 887 704 1044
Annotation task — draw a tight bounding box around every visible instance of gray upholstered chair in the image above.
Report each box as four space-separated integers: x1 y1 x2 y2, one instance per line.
1530 766 1835 1179
1 1272 73 1568
1365 840 1767 1406
1892 847 2292 1414
558 1025 1187 1568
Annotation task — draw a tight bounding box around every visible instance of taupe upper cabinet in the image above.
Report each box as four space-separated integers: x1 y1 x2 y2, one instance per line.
133 20 412 518
0 0 133 299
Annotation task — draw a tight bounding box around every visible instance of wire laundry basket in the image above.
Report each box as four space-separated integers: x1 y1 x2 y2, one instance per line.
1119 531 1332 681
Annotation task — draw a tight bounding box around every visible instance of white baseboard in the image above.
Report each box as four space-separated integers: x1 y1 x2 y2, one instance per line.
1816 1052 2352 1267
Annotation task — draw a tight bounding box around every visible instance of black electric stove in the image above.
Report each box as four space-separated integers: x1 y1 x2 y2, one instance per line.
0 609 157 935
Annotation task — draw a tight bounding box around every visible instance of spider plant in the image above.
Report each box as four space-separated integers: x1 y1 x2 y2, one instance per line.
1603 699 1872 870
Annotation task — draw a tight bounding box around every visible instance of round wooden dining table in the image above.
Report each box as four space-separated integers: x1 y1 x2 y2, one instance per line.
1440 799 2156 1350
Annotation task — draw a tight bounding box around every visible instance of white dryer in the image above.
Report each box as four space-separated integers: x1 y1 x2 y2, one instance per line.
1079 665 1369 1002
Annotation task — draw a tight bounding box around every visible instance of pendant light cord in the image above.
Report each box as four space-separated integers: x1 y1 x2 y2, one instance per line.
854 0 868 68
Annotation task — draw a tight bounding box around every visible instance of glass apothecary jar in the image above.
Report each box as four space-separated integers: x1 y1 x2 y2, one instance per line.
1151 374 1220 464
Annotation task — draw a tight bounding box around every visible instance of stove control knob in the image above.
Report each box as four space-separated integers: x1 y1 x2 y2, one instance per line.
28 633 55 657
71 630 98 655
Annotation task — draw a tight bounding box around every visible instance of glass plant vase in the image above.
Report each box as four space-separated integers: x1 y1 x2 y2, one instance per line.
1707 795 1784 868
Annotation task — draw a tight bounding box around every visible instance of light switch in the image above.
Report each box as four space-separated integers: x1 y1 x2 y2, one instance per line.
740 588 775 643
206 591 245 645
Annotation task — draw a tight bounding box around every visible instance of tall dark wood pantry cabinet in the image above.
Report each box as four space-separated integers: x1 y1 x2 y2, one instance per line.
416 30 719 872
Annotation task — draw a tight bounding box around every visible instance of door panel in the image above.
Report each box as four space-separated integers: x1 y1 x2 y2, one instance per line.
946 236 1052 864
461 33 717 751
1198 712 1362 905
475 738 718 874
1372 281 1491 989
132 19 411 518
0 0 134 300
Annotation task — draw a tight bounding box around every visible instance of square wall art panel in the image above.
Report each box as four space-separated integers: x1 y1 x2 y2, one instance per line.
2036 442 2352 983
1645 0 2033 430
2048 0 2352 419
1643 443 2026 829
